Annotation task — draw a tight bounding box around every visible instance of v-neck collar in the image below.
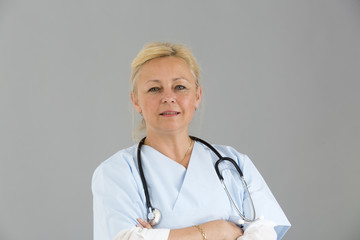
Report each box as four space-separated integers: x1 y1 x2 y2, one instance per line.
140 142 200 210
141 141 198 171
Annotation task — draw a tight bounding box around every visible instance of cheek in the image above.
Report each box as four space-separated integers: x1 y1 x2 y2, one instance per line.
180 96 197 111
138 96 158 114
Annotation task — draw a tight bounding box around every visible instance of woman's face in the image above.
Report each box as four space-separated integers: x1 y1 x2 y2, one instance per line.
131 56 202 135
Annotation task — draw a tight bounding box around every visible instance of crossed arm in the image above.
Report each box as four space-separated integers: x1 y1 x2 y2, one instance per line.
136 218 244 240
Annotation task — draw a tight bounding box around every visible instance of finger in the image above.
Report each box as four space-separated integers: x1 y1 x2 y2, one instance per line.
142 220 153 229
150 219 156 226
137 218 153 229
238 227 244 237
137 218 146 226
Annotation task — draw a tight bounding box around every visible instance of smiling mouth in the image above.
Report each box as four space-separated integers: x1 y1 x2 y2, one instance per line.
160 111 180 116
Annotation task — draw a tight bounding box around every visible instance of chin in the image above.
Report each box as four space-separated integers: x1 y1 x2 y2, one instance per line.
157 124 188 133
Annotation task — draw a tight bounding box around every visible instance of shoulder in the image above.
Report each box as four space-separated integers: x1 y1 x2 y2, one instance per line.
197 140 249 161
194 140 253 170
102 144 138 168
212 144 247 158
92 144 139 184
214 144 253 166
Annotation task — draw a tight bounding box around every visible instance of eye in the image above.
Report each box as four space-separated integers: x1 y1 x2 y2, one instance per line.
175 85 186 90
148 87 160 92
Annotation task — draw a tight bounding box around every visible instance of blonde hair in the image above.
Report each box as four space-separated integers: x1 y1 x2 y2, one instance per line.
130 42 201 140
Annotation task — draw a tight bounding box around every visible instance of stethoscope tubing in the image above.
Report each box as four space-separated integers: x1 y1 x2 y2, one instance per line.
137 136 259 225
137 137 152 211
190 136 257 223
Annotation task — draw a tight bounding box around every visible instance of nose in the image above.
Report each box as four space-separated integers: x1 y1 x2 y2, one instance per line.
162 96 176 103
161 89 176 103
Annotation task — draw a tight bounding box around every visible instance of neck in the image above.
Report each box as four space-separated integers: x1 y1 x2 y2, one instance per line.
144 131 193 168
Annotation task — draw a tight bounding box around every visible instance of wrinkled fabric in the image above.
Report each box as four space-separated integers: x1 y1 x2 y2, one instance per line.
238 220 277 240
92 142 291 240
114 227 169 240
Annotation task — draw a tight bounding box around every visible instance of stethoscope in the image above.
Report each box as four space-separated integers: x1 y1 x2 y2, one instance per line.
137 136 263 226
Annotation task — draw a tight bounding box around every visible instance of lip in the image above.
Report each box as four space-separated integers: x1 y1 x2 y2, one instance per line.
159 110 180 117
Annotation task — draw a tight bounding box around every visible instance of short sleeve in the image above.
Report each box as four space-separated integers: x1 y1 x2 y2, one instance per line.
92 152 147 240
239 153 291 240
217 146 291 240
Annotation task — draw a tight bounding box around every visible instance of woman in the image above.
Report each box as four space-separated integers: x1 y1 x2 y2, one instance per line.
92 42 291 240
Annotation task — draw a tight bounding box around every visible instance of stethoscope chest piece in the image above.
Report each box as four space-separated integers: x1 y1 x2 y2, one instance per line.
148 208 161 226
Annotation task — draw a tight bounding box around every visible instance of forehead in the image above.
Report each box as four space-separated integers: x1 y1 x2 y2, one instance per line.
138 56 194 82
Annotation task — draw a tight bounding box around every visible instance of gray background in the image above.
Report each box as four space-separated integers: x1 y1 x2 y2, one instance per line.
1 0 359 239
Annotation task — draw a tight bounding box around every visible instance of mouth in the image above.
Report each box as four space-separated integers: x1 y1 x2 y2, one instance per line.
160 111 180 116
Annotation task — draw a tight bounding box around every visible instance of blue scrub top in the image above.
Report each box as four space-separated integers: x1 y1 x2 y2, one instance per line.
92 141 291 240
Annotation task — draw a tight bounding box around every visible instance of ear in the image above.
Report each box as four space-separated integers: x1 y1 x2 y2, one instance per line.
130 92 142 114
195 86 202 109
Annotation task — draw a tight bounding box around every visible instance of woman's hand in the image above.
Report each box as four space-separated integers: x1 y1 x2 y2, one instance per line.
136 218 153 229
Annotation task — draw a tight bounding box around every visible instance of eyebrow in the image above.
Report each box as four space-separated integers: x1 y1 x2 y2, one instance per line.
144 77 190 84
173 77 190 82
